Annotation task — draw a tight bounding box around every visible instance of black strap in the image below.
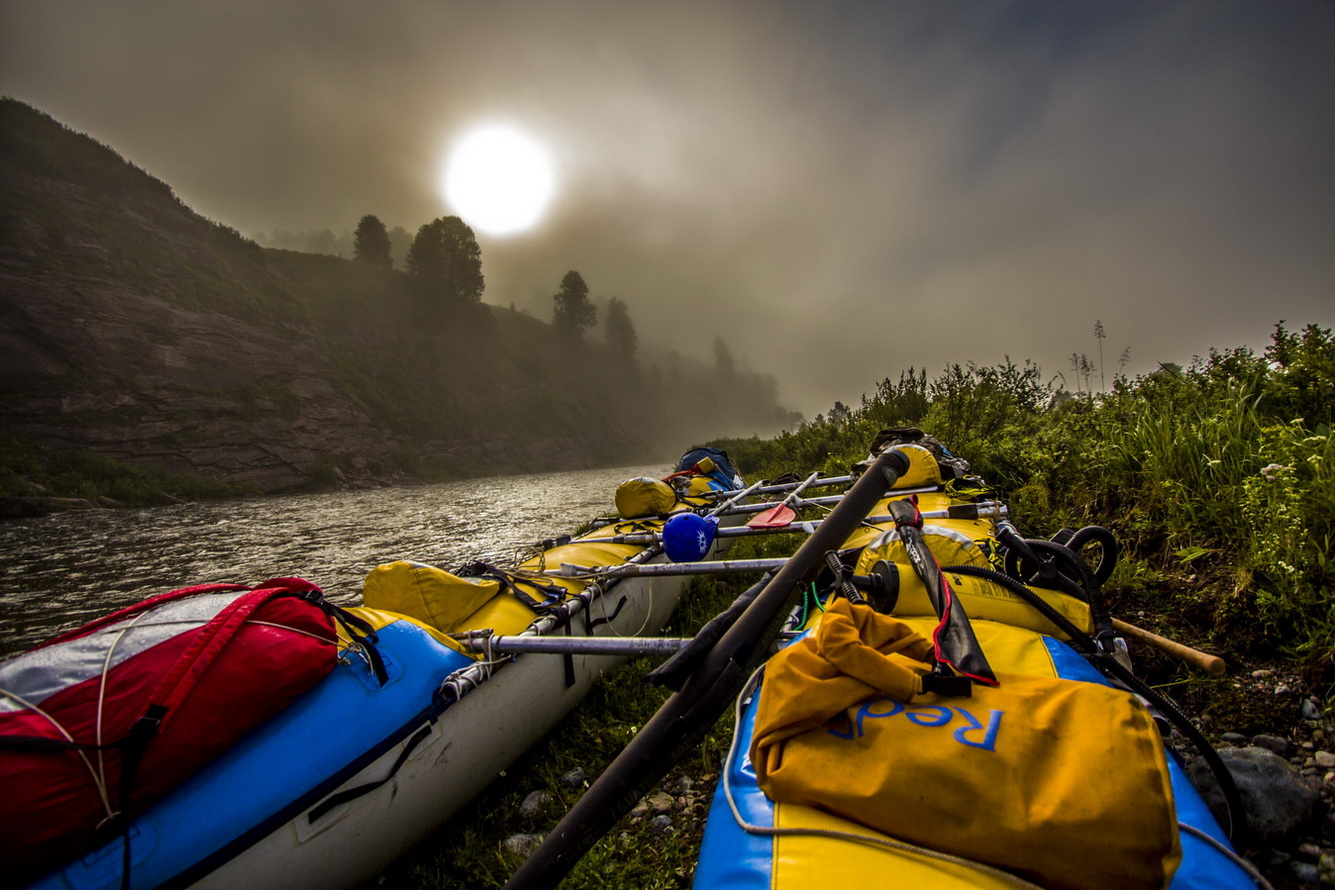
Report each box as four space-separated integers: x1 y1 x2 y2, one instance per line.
586 596 628 631
307 723 434 823
455 561 569 614
559 611 576 688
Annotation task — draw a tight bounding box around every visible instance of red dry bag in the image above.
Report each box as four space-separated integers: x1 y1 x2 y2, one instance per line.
0 577 353 882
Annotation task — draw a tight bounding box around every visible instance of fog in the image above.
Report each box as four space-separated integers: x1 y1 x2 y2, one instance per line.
3 0 1333 416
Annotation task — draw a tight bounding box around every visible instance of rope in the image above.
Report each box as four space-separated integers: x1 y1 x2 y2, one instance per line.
0 686 113 821
1176 823 1274 890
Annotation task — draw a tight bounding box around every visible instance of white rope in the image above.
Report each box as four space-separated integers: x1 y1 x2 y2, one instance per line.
1177 822 1275 890
93 610 155 821
243 620 338 645
0 686 115 820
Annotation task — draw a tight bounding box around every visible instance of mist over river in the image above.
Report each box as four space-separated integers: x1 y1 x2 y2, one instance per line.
0 463 665 659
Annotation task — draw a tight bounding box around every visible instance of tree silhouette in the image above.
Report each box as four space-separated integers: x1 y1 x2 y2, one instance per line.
406 216 484 302
604 296 637 358
353 214 392 269
552 271 596 339
387 225 412 270
714 337 736 379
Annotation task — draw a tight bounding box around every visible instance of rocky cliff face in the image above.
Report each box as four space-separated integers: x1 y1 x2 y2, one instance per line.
0 259 394 492
0 101 402 491
0 100 791 494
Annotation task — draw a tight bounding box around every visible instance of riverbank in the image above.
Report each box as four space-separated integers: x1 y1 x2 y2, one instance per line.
372 556 1335 889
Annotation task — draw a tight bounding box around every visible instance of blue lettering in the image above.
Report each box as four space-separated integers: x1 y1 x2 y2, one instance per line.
857 698 904 737
953 707 1003 751
905 705 952 728
826 711 856 740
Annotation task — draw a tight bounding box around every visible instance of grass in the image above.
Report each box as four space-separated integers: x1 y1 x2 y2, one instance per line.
0 435 256 505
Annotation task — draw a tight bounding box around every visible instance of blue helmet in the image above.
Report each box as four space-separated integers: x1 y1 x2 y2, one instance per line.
662 512 718 563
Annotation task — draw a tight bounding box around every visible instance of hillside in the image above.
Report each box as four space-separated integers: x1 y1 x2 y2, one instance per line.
0 99 795 498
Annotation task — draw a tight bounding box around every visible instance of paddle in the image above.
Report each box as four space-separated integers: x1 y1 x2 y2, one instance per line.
746 470 819 528
501 445 914 889
591 501 1007 545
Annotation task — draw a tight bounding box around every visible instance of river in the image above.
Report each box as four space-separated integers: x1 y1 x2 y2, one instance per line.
0 462 667 659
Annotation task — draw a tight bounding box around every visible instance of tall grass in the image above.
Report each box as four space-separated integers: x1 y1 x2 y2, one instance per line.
711 323 1335 666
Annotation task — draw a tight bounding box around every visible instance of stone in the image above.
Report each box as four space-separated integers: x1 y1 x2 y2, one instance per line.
1221 732 1249 746
647 791 676 814
1303 699 1324 721
1187 746 1320 845
560 767 587 788
1290 861 1319 884
502 833 544 856
518 790 548 818
672 776 693 794
1275 684 1293 696
648 814 673 834
1316 751 1335 769
1252 669 1275 679
1251 734 1293 758
1320 851 1335 885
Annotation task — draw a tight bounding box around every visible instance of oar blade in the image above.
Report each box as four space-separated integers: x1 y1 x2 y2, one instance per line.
747 505 797 529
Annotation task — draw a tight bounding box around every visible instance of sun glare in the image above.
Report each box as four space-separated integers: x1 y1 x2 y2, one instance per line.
442 125 555 236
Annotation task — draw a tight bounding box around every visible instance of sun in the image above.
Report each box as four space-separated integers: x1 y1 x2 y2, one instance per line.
442 125 555 236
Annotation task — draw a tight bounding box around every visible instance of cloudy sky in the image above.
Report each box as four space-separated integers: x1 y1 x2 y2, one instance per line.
3 1 1332 416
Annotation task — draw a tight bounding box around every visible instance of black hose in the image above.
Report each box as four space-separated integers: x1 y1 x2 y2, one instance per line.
1065 525 1118 586
941 562 1247 846
997 523 1116 652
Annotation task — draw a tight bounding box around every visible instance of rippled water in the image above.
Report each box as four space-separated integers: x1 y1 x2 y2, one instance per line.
0 463 666 658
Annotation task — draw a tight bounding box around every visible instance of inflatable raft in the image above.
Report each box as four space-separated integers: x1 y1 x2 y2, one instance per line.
3 450 745 890
693 434 1259 889
496 432 1263 889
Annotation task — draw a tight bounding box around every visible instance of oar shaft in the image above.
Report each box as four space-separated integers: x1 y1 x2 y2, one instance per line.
1112 618 1226 675
560 558 791 577
594 502 1007 544
693 473 854 499
723 484 939 515
456 634 693 656
502 446 913 889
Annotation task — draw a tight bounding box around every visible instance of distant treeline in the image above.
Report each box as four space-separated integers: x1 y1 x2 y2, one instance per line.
711 323 1335 670
262 213 798 475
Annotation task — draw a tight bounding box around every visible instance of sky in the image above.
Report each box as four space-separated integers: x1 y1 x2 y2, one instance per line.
2 0 1333 417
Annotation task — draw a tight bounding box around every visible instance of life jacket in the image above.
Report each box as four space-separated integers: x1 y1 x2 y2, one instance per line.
0 578 371 882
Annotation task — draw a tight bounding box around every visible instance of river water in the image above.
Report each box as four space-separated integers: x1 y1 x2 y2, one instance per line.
0 462 666 659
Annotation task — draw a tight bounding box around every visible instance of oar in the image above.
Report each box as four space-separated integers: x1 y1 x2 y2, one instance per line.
591 502 1008 545
691 473 854 499
501 446 914 889
1112 617 1226 675
747 471 819 528
558 557 791 578
723 483 940 516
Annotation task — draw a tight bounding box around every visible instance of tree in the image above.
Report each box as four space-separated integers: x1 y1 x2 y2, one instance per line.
714 337 736 379
552 270 596 339
353 214 392 269
405 216 484 302
387 225 412 270
604 296 637 358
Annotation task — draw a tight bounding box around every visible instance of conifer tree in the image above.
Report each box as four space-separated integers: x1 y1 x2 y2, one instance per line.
353 214 392 269
604 296 637 358
552 271 596 340
405 216 484 302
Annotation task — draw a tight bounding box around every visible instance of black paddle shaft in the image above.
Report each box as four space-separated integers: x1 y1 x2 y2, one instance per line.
501 447 913 890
